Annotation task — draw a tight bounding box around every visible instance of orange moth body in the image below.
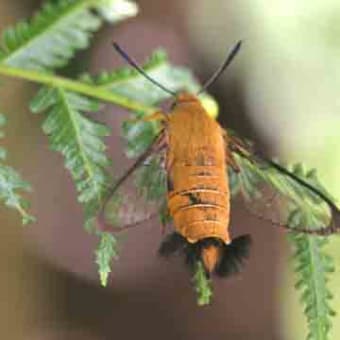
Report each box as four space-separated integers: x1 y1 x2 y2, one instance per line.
166 93 230 244
160 92 233 273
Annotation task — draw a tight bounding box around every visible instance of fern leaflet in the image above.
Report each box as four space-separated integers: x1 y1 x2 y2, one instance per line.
95 231 119 286
193 261 213 306
0 0 138 71
30 87 111 229
0 114 34 224
290 232 335 340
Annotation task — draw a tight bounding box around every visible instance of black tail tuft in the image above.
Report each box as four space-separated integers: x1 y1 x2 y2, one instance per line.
158 232 187 257
159 233 251 278
215 234 252 278
158 232 200 270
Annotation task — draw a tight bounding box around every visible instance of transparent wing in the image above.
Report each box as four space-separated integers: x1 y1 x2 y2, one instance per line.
98 128 168 232
103 152 167 230
228 134 340 235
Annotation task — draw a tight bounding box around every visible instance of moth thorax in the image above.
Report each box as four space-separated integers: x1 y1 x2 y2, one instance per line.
201 244 220 273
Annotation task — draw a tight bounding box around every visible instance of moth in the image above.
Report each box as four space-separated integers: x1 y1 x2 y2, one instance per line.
98 41 340 279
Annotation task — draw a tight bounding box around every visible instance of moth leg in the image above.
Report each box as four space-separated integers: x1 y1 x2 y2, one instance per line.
227 149 240 172
222 129 242 172
127 111 168 125
143 111 168 123
159 134 172 236
228 133 251 157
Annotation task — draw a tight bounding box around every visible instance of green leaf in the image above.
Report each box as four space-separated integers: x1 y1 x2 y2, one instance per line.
121 114 157 158
290 227 335 340
0 113 34 224
192 261 213 306
30 87 111 229
95 231 118 286
0 0 138 71
0 165 35 225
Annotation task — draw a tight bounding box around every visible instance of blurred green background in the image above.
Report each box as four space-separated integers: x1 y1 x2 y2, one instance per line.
0 1 339 339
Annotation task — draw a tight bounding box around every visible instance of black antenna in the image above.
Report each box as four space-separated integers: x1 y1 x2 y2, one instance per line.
197 40 242 95
112 42 176 97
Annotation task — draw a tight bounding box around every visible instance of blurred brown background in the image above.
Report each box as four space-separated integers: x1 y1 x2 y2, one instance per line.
0 1 339 339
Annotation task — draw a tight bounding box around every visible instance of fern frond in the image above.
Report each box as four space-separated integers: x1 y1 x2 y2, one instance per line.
0 0 138 71
290 223 335 340
0 114 34 224
30 87 111 229
193 261 213 306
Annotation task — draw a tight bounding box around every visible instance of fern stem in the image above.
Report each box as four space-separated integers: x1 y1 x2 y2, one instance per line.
0 64 156 114
306 236 328 339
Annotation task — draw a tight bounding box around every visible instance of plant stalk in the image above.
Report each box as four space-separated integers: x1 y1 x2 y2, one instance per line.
0 64 156 114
